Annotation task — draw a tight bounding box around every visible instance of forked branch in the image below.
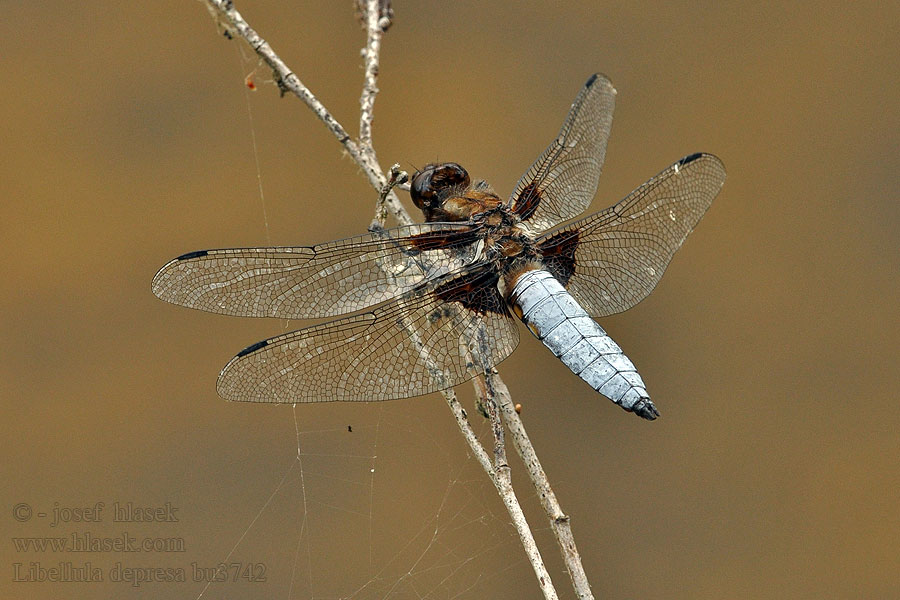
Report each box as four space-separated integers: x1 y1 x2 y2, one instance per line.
200 2 592 598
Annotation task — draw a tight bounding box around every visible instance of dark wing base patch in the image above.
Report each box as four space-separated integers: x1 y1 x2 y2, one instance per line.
408 225 483 251
433 269 506 316
538 229 580 287
512 182 543 221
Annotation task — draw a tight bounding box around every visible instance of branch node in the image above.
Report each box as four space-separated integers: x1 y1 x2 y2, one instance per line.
370 164 409 229
274 73 289 97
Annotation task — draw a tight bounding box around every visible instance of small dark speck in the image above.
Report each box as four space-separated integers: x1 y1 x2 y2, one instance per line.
237 340 268 357
177 250 209 261
348 425 353 433
678 152 703 166
585 73 598 88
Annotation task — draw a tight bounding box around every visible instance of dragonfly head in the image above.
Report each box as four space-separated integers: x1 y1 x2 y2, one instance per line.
410 162 471 220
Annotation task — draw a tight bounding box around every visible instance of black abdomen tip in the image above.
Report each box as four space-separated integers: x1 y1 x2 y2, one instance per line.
632 398 660 421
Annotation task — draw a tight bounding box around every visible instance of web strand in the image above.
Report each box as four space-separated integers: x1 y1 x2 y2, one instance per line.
232 41 272 245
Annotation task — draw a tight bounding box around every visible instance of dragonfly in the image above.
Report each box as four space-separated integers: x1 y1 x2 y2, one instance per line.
152 73 726 420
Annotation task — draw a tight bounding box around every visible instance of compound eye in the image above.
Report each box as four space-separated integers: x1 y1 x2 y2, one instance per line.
409 163 469 210
410 168 436 210
431 163 469 191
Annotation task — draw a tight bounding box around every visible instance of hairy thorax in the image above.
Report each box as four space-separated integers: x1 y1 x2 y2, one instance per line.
410 162 549 301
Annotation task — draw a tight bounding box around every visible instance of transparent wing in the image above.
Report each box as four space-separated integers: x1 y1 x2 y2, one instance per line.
151 222 486 319
538 153 726 317
509 73 616 232
216 267 520 402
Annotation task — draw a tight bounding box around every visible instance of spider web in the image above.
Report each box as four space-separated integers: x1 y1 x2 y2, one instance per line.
191 401 534 600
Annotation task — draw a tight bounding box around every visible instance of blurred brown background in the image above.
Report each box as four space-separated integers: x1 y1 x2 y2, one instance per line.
2 1 897 599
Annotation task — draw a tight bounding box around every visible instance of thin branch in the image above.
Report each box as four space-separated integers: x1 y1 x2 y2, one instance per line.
490 372 595 599
357 0 391 148
204 0 410 225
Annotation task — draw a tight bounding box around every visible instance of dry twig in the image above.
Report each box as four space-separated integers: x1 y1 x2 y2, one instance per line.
489 372 595 599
